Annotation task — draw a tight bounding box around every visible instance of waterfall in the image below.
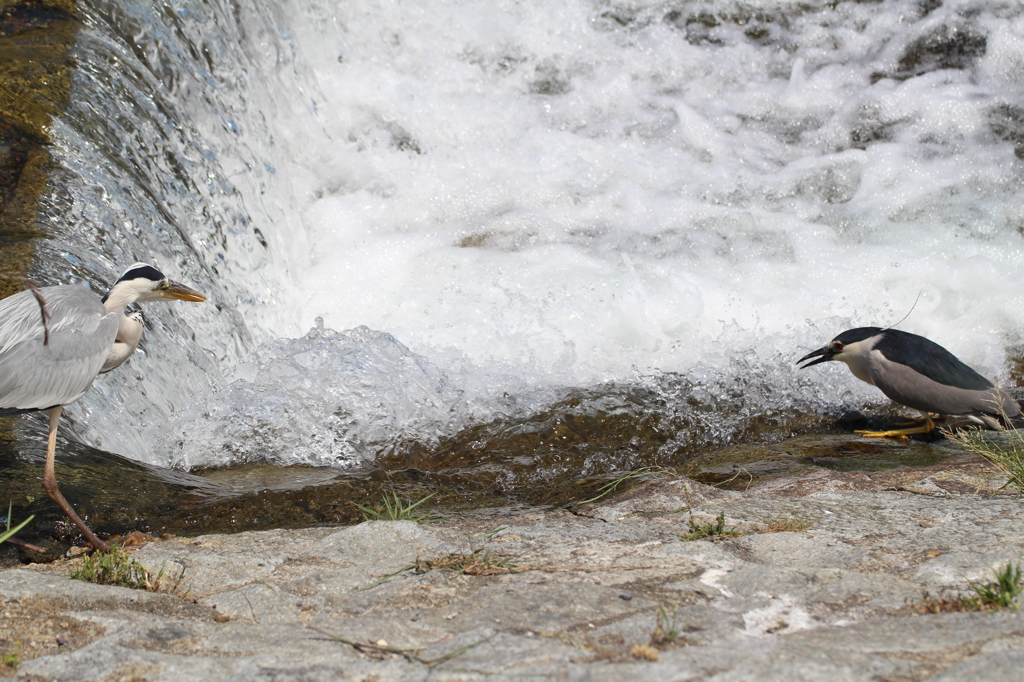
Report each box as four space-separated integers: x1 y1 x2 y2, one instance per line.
31 0 314 458
21 0 1024 473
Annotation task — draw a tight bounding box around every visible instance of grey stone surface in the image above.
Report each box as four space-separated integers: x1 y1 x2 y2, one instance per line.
3 471 1024 680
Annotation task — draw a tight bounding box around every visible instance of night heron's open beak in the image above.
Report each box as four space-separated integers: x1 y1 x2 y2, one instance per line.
163 281 206 302
797 346 834 369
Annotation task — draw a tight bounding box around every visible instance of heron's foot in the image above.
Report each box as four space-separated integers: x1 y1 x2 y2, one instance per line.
43 476 110 553
855 415 936 439
891 413 945 429
854 429 910 439
84 535 112 553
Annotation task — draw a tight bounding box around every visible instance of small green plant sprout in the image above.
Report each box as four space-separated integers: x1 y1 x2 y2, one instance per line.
650 605 681 647
1 502 34 545
680 511 741 542
355 491 439 523
1 641 18 668
966 562 1024 611
915 562 1024 613
69 545 185 593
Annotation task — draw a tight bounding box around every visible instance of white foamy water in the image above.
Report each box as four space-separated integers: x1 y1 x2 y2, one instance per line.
39 0 1024 468
287 0 1024 380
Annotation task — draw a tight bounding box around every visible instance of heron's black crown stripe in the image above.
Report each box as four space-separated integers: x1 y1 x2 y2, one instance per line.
832 327 885 346
115 264 165 284
873 329 993 391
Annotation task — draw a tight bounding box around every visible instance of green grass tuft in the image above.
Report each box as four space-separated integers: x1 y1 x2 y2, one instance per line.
948 424 1024 493
916 562 1024 613
571 466 675 507
69 545 185 594
355 491 439 523
650 605 682 646
680 511 741 542
69 545 150 589
966 562 1024 611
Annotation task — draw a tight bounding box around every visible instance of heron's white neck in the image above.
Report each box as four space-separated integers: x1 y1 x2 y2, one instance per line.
836 338 877 386
100 311 144 373
103 289 136 314
102 280 154 314
99 280 154 373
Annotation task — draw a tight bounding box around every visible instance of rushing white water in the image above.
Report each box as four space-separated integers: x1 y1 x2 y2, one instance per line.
288 0 1024 385
29 0 1024 469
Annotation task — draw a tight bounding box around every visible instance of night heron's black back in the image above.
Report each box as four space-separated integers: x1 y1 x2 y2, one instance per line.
873 329 993 392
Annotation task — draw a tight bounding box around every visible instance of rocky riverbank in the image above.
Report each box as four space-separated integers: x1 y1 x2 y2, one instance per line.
2 442 1023 681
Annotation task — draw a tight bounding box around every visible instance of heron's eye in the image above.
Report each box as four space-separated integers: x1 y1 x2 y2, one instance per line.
831 341 843 352
158 280 169 289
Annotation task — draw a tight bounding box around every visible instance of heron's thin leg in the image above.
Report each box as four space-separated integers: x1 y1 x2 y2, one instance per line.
41 406 110 553
855 412 937 439
892 414 929 428
890 412 947 428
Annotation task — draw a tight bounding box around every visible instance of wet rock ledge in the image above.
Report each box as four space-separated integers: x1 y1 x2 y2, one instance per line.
2 456 1023 681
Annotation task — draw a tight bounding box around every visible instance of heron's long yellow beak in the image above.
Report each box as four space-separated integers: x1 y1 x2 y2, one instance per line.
163 281 206 302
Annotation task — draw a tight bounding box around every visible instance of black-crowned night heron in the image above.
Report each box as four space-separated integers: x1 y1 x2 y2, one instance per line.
798 327 1021 438
0 264 205 551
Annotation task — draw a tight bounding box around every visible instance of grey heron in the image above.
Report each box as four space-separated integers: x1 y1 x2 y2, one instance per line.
0 263 205 551
798 327 1021 438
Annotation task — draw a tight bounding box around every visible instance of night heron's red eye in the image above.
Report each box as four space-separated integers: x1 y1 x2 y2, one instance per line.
832 342 843 351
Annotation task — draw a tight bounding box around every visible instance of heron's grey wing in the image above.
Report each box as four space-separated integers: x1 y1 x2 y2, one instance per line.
0 285 118 411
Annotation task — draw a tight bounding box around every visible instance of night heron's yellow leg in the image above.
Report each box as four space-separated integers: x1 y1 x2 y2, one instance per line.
891 413 945 428
855 413 936 439
41 406 110 553
892 417 926 428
